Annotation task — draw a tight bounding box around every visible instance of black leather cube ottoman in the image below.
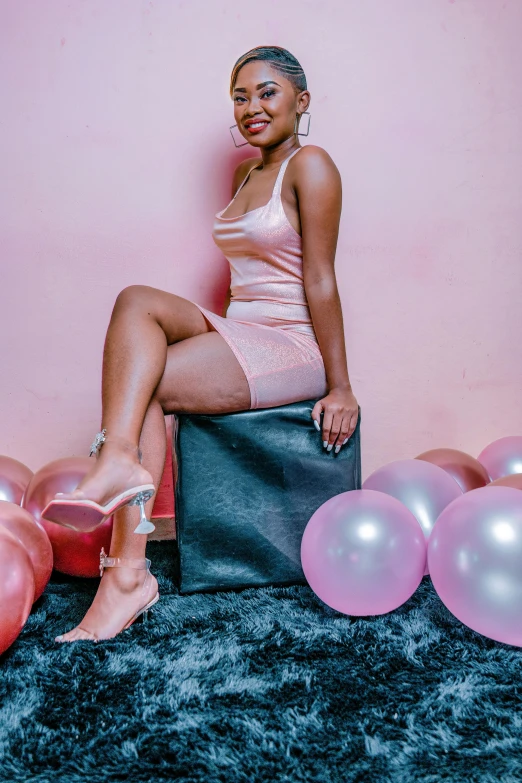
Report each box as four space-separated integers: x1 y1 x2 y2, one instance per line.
172 399 361 594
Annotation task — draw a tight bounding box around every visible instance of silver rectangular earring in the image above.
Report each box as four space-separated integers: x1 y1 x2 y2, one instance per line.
295 111 311 136
229 124 249 147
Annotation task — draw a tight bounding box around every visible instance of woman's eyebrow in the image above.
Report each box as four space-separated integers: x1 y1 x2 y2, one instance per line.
233 80 281 93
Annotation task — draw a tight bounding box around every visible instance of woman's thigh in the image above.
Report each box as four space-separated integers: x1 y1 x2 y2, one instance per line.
116 285 251 413
114 284 216 344
154 330 251 414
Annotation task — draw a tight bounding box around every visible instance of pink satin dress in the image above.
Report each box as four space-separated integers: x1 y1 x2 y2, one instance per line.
193 146 328 410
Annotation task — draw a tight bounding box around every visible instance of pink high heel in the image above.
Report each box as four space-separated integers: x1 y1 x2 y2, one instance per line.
55 547 160 642
41 429 156 534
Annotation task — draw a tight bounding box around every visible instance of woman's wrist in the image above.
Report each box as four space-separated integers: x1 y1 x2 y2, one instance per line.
329 381 353 393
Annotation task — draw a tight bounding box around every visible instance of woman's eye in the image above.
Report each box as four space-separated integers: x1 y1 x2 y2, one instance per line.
233 89 275 103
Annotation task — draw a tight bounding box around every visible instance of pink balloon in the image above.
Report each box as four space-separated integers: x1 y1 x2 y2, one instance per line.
37 517 113 578
488 473 522 491
0 455 33 505
428 486 522 646
477 436 522 482
0 526 35 655
416 448 490 493
301 489 426 616
22 457 113 578
362 459 463 576
0 503 53 601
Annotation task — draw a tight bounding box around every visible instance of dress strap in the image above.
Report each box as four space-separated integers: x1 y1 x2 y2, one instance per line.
272 147 303 201
233 161 263 199
232 146 302 202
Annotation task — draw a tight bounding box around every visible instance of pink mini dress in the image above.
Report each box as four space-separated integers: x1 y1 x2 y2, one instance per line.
193 146 328 410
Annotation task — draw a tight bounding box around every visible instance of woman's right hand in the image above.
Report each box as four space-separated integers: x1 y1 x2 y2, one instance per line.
312 386 359 453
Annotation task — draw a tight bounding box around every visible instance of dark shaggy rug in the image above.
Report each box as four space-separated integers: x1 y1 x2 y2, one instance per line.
1 541 521 783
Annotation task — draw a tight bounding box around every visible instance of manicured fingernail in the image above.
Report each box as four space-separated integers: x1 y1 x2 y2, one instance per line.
343 437 349 445
334 445 341 454
327 444 333 452
313 420 320 431
323 440 328 448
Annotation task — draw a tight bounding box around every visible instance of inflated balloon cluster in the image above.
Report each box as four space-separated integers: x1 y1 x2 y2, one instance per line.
301 436 522 648
2 436 521 655
0 456 114 656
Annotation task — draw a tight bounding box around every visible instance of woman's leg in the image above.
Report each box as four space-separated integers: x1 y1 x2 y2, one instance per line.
56 322 252 642
56 397 167 641
56 284 227 508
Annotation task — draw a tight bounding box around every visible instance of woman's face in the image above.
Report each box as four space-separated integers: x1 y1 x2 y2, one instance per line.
232 61 309 149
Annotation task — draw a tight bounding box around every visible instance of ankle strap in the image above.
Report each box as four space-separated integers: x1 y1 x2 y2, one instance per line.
99 547 151 575
89 429 143 462
99 547 152 597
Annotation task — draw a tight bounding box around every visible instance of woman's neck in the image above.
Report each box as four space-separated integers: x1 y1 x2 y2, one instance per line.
257 138 301 170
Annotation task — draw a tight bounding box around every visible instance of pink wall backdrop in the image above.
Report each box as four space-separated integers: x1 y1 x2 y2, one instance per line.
1 0 521 480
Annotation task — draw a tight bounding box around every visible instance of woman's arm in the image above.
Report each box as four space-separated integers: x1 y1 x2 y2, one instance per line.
294 146 359 451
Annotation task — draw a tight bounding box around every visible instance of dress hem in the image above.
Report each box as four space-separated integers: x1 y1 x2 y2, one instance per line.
193 304 257 409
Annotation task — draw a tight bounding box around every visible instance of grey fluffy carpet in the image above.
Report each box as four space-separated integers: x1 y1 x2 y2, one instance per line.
1 540 521 783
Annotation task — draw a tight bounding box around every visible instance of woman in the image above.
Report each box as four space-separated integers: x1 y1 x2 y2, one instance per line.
43 45 359 643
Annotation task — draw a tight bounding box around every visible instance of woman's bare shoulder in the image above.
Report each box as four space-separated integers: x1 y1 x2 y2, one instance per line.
294 145 340 174
231 156 262 195
292 145 341 190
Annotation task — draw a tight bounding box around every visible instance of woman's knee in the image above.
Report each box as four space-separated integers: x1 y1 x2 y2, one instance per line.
112 284 151 313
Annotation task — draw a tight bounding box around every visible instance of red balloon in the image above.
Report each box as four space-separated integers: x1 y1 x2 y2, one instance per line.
0 503 53 601
22 457 113 578
415 448 490 493
0 455 33 505
488 473 522 491
0 526 35 655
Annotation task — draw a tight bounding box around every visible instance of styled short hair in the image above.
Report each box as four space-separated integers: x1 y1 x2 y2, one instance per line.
230 46 307 98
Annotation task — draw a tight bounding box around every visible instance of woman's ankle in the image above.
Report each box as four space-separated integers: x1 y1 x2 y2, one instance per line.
97 441 141 466
96 432 143 462
101 566 146 592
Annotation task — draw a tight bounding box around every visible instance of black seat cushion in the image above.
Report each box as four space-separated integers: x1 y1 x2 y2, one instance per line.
172 399 361 594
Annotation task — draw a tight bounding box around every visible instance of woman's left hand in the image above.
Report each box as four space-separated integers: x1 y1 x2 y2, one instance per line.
311 387 359 453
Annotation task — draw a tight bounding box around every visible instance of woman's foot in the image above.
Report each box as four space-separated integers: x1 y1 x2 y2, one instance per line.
55 439 154 509
55 562 159 642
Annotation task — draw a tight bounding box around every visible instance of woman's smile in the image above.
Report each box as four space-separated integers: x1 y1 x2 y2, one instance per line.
245 120 270 133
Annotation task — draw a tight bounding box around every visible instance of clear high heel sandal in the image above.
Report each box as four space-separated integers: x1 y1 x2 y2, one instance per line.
55 547 160 643
41 429 156 534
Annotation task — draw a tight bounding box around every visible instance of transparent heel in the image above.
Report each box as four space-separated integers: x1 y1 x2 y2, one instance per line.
129 490 156 534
